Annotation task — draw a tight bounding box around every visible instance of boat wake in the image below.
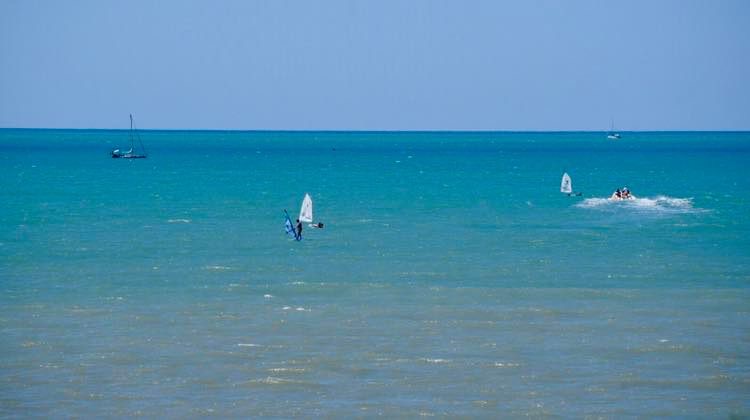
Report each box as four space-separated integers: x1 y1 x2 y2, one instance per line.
576 195 704 214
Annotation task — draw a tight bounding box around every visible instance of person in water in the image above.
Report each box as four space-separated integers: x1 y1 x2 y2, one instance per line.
622 187 631 198
615 188 622 199
312 222 324 229
295 219 303 239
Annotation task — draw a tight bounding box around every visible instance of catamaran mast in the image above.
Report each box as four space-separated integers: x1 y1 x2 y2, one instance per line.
129 114 135 151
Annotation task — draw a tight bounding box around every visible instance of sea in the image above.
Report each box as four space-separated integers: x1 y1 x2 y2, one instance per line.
1 130 748 417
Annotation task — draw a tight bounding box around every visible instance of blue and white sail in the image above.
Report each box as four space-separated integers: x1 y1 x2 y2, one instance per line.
284 210 300 241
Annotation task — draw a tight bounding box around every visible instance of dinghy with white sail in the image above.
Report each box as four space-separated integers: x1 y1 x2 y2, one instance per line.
299 193 323 228
560 172 581 196
299 194 313 224
561 173 572 194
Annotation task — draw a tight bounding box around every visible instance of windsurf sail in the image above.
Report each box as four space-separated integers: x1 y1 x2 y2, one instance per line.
284 210 300 241
299 194 313 223
561 172 572 194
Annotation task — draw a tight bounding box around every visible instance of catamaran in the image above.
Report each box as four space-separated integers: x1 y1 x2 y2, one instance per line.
111 114 147 159
607 120 621 140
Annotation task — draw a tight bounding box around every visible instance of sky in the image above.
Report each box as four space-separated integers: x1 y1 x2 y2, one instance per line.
1 0 748 131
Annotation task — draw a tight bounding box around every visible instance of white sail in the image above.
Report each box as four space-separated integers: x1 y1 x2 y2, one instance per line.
299 193 313 223
561 173 572 194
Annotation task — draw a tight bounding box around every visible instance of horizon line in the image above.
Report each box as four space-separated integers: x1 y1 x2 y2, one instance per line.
1 127 749 134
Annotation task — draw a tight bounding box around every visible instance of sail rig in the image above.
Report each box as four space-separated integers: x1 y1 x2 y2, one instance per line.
284 210 300 241
561 172 572 194
299 194 313 224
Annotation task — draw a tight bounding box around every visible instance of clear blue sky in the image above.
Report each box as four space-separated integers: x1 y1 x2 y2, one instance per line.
1 0 748 130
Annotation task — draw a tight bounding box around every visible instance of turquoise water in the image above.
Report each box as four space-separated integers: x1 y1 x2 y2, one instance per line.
1 130 749 416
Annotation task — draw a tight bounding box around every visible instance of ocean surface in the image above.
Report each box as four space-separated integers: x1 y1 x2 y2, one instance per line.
1 130 749 417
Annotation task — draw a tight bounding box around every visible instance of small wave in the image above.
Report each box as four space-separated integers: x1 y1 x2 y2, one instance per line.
494 362 520 368
268 367 307 373
419 358 451 364
167 218 191 224
203 265 232 271
246 376 306 385
576 195 703 214
281 306 310 312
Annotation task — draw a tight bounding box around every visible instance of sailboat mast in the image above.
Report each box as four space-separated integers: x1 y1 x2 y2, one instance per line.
129 114 135 150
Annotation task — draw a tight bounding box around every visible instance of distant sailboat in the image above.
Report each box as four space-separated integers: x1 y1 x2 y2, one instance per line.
560 172 581 196
607 120 621 140
111 114 147 159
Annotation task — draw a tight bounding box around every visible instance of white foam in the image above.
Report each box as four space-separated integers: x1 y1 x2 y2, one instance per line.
494 362 520 368
420 358 451 364
281 306 310 312
237 343 262 347
248 376 303 385
167 218 191 224
268 367 307 373
263 294 273 299
203 265 232 271
576 195 703 214
576 197 610 208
